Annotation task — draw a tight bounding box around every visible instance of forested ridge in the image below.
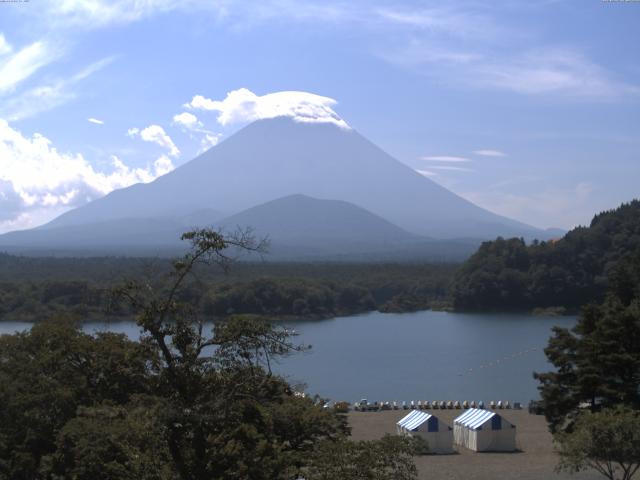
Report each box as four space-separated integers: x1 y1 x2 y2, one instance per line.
0 257 454 322
451 200 640 311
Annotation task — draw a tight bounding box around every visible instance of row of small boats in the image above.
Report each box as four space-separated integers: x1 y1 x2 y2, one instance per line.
353 399 521 412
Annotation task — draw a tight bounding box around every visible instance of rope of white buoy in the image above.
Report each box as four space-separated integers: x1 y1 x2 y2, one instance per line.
457 347 538 376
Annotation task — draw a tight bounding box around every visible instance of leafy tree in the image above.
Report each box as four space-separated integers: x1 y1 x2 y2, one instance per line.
556 407 640 480
112 229 346 480
0 319 154 480
41 401 172 480
535 249 640 432
452 200 640 311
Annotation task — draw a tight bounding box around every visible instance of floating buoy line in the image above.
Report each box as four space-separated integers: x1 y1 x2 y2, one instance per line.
456 347 539 376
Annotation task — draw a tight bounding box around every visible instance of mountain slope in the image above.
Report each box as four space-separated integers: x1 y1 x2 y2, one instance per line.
0 209 223 254
0 194 481 260
40 117 545 240
215 194 422 258
218 194 416 243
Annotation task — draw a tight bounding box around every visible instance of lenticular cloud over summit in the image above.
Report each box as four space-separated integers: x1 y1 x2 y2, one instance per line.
185 88 350 129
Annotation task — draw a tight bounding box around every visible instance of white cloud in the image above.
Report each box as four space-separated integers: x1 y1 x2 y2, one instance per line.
152 155 174 176
185 88 350 129
377 40 481 73
380 29 637 99
200 133 220 151
0 40 59 93
430 165 474 172
172 111 221 153
374 6 500 40
1 84 73 122
173 111 201 129
415 169 438 177
38 0 354 30
44 1 495 40
128 124 180 157
0 34 12 56
473 149 506 157
421 155 471 162
474 49 634 97
39 0 211 28
372 6 621 100
88 117 104 125
0 57 114 121
0 120 174 233
36 0 480 37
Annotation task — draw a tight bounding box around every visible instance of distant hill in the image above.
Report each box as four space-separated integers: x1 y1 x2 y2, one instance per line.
0 194 479 261
216 194 417 257
450 199 640 311
220 194 414 241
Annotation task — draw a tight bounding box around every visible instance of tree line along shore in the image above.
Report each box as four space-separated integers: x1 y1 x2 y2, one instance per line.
0 259 453 322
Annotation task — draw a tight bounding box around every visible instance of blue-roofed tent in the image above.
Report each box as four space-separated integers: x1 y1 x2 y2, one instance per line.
453 408 516 452
396 410 453 454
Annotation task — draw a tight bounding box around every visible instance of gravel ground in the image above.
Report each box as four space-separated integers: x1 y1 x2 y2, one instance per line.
348 409 602 480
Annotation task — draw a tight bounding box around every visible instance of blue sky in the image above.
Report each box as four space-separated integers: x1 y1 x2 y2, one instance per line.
0 0 638 233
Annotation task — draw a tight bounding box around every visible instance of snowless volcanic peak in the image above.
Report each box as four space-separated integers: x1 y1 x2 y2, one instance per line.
185 88 350 129
30 115 544 242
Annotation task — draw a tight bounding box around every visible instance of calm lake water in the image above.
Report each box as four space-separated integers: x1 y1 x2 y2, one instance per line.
0 310 575 404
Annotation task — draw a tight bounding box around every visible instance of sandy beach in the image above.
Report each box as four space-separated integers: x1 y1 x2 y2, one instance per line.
348 409 602 480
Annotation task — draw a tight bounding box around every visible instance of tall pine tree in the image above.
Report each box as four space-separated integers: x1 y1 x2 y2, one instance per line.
535 249 640 432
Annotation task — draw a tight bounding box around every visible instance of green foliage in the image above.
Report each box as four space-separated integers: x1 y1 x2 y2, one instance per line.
408 435 430 456
0 255 455 322
304 435 419 480
555 406 640 480
535 249 640 433
451 200 640 311
41 401 172 480
202 277 377 318
0 319 154 480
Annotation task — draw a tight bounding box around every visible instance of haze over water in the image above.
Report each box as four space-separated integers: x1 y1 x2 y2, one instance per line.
0 311 575 404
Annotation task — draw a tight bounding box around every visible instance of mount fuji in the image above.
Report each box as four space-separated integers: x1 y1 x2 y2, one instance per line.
0 116 552 258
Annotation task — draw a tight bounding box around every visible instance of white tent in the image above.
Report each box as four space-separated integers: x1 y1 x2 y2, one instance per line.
453 408 516 452
396 410 454 454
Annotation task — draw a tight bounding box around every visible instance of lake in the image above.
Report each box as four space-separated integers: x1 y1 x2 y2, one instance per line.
0 310 575 404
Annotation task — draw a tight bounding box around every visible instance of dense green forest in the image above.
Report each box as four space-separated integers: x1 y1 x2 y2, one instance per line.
0 254 454 322
451 200 640 311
